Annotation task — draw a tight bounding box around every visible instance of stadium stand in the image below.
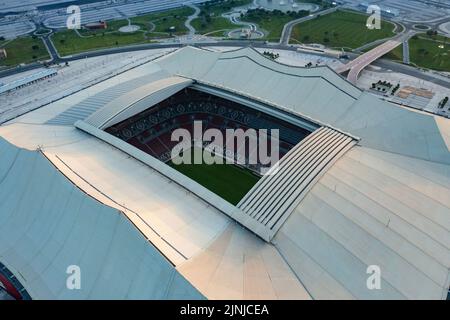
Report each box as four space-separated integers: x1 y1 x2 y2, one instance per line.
105 88 311 173
0 262 30 300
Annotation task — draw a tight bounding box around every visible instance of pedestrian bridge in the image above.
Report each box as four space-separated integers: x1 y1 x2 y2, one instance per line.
336 31 415 84
336 39 402 83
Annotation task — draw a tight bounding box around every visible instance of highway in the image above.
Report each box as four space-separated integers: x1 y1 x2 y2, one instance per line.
42 0 205 29
1 4 449 91
2 36 449 90
0 40 285 78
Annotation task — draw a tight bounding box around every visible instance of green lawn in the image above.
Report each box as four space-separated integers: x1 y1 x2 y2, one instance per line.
383 45 403 62
243 9 310 42
130 7 195 36
192 0 253 35
0 37 49 67
197 0 252 16
170 148 260 205
53 7 195 56
408 33 450 72
191 17 235 35
53 29 153 56
375 33 450 72
290 10 396 49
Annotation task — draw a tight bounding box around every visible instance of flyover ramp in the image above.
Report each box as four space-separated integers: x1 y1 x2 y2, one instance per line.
336 31 416 84
336 40 402 83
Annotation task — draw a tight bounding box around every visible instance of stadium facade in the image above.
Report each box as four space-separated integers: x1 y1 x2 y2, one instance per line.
0 46 449 300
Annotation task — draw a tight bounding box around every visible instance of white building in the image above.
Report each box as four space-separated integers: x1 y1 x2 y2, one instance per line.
0 47 449 300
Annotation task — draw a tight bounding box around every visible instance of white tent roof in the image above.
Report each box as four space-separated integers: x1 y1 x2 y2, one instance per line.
0 46 449 300
0 137 203 300
276 146 450 299
156 46 450 164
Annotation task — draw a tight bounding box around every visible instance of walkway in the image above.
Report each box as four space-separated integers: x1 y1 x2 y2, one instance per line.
336 31 416 84
185 3 200 36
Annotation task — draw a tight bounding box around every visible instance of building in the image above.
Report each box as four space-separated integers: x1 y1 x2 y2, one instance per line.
0 68 57 95
84 21 107 30
0 47 449 300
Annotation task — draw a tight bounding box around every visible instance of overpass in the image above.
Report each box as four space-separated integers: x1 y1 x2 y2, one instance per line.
336 31 416 84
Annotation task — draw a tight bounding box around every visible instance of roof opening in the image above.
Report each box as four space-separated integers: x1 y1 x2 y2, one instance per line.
104 87 313 205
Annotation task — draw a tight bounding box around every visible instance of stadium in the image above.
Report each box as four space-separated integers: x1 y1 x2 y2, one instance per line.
0 46 449 300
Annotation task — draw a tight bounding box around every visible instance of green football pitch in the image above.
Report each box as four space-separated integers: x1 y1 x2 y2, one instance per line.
169 149 260 205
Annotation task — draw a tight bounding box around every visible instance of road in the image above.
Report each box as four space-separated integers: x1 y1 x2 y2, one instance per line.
1 11 449 91
42 32 59 60
280 7 337 45
2 36 450 89
0 40 278 78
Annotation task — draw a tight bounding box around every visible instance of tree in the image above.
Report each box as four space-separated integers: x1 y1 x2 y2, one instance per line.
60 39 65 44
418 48 427 56
32 45 39 50
426 30 438 37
